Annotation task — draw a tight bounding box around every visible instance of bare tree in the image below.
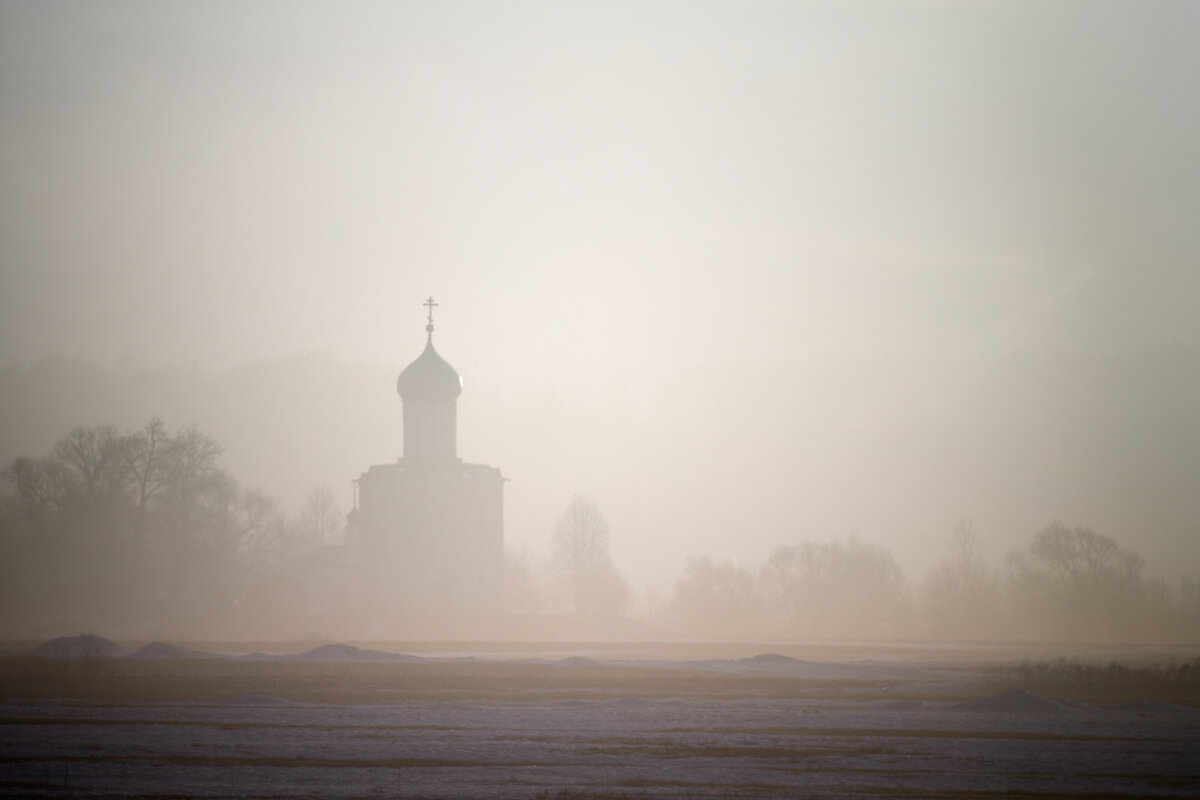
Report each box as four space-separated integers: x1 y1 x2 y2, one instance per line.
237 487 287 568
550 496 628 615
122 418 175 526
295 485 342 552
52 425 129 505
3 456 69 533
920 519 1001 639
1008 524 1149 640
164 425 225 506
763 537 908 638
669 556 763 638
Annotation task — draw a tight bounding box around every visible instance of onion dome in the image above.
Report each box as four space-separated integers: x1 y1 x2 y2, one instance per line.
396 300 463 401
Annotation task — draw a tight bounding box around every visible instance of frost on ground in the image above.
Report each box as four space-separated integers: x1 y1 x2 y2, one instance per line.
1 640 1197 799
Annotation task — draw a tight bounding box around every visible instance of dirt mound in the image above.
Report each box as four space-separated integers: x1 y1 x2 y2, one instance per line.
739 652 802 665
129 641 216 659
282 643 424 662
31 634 127 659
955 689 1065 713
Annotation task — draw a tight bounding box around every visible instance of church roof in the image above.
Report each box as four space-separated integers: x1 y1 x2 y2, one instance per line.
396 332 462 401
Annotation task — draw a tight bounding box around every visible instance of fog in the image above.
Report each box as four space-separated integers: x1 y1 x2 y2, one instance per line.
1 2 1199 641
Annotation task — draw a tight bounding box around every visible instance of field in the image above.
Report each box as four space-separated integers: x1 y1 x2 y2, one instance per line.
1 640 1198 798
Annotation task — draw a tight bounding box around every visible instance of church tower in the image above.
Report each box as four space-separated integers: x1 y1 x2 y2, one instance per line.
395 298 461 462
351 299 505 626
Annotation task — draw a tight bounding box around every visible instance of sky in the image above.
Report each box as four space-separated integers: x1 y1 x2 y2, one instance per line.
2 1 1199 590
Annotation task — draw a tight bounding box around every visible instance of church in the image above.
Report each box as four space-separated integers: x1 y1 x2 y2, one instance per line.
347 299 505 622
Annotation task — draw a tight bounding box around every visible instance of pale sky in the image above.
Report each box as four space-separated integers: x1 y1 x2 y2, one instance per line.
2 1 1199 589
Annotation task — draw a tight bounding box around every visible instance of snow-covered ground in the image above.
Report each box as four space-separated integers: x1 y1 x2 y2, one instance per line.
3 693 1197 798
1 642 1197 798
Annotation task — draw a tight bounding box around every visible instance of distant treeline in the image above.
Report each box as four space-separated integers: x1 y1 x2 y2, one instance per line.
4 349 1200 584
654 524 1199 642
505 521 1200 643
3 421 1198 643
0 421 335 639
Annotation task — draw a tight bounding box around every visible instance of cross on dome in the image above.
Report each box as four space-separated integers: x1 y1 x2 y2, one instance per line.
396 296 462 403
424 296 438 333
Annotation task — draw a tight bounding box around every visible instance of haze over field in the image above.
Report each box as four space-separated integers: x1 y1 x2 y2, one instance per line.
2 1 1199 608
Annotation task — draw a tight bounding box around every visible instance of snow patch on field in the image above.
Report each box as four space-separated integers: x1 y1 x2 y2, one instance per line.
953 689 1067 713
